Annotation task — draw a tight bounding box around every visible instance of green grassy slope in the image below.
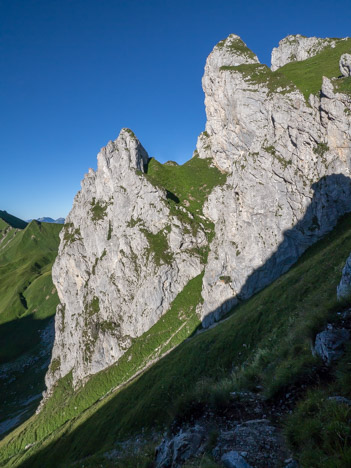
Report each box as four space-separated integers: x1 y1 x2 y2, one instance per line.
2 213 351 467
145 155 227 262
0 211 28 230
0 220 61 439
278 38 351 100
0 220 62 362
220 38 351 100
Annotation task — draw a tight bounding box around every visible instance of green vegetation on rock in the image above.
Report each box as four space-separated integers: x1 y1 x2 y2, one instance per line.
221 63 297 95
63 222 81 246
86 297 100 317
220 38 351 102
90 198 110 222
216 35 257 61
145 155 227 262
141 227 174 266
313 142 329 157
263 144 293 169
277 38 351 100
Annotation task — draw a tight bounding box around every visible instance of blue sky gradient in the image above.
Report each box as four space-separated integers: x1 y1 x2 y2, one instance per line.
1 0 350 219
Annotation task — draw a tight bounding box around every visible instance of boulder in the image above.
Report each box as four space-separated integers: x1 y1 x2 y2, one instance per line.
337 253 351 300
313 325 350 364
339 53 351 77
221 451 252 468
155 426 205 467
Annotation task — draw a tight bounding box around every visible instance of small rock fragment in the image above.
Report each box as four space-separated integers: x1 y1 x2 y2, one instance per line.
221 450 253 468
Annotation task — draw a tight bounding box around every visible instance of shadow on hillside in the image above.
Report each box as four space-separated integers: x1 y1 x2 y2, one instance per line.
201 173 351 327
15 173 351 467
0 315 54 441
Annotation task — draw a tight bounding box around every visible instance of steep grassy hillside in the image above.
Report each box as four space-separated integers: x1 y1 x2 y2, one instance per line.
145 155 227 262
0 219 61 438
0 220 62 361
1 211 351 467
0 211 28 230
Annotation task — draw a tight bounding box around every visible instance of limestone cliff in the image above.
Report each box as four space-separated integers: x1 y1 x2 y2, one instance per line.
197 34 351 325
47 130 206 389
271 34 340 71
46 34 351 393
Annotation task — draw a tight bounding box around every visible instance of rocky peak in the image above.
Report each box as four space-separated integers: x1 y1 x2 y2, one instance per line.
47 127 208 391
97 128 149 174
271 34 341 71
208 34 259 70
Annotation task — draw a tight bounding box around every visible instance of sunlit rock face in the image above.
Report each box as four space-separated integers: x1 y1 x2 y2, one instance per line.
270 34 339 71
46 34 351 393
196 34 351 325
47 129 205 390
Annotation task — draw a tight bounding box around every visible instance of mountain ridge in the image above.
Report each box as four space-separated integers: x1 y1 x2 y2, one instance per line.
1 33 351 467
26 217 65 224
45 32 351 394
0 211 27 230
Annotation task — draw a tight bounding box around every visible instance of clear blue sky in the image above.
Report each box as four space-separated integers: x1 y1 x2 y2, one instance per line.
1 0 350 220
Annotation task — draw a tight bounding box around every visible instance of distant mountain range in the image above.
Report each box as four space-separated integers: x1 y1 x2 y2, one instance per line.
26 217 65 224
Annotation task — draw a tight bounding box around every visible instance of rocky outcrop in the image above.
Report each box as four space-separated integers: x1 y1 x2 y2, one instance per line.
46 33 351 392
155 416 292 468
313 325 350 364
155 426 206 467
221 451 252 468
337 253 351 300
271 35 338 71
340 53 351 77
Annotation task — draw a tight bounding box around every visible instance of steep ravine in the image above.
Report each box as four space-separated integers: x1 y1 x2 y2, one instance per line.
45 33 351 396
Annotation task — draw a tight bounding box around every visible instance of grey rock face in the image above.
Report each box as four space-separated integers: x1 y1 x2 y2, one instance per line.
271 35 339 71
221 451 252 468
337 253 351 300
340 53 351 77
313 325 350 364
155 426 206 467
46 129 205 391
196 35 351 326
46 33 351 391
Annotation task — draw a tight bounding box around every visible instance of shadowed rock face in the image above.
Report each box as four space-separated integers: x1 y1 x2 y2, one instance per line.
46 34 351 393
337 252 351 300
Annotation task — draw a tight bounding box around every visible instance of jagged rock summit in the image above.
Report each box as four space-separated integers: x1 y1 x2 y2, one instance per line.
46 33 351 394
270 34 341 71
47 128 207 390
